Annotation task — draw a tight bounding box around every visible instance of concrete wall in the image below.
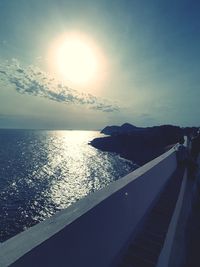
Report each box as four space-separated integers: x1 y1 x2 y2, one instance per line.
156 138 194 267
156 169 188 267
0 148 177 267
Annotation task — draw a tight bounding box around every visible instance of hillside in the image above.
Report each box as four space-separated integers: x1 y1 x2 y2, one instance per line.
90 123 194 166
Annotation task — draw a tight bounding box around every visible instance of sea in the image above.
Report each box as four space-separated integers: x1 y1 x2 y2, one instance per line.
0 129 137 242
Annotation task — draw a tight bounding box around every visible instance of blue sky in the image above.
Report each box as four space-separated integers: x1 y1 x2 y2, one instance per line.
0 0 200 129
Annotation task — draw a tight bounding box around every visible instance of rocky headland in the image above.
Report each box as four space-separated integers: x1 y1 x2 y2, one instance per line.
90 123 196 166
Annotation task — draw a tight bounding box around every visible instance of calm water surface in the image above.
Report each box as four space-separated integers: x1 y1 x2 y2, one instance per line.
0 130 136 241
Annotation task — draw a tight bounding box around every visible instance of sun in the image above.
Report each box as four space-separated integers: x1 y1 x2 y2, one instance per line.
49 33 99 85
57 38 97 84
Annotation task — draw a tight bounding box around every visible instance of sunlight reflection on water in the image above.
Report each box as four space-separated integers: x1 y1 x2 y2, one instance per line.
0 130 136 241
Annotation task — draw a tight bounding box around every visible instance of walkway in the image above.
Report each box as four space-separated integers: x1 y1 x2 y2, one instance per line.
118 167 184 267
184 158 200 267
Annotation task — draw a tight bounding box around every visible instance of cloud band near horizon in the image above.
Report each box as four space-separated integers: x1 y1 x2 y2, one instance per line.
0 59 119 113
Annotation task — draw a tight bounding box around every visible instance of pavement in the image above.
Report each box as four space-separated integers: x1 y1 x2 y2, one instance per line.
118 166 184 267
184 159 200 267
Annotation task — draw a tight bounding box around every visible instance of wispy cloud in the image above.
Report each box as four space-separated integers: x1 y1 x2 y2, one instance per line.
0 59 119 112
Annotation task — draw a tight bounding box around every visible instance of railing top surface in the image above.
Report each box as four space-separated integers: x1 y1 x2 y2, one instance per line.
0 145 177 267
2 145 176 241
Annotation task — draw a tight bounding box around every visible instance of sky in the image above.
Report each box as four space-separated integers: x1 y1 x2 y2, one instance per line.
0 0 200 129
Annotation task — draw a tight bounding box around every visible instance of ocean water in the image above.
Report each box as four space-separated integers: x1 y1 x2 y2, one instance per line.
0 130 137 242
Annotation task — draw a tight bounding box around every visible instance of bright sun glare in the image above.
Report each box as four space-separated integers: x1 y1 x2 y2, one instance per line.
49 33 99 85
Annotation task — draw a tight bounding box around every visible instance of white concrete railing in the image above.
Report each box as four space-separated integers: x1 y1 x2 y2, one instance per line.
0 147 177 267
156 169 188 267
156 137 192 267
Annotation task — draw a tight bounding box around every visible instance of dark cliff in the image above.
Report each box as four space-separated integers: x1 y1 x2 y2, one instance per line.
90 124 186 166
